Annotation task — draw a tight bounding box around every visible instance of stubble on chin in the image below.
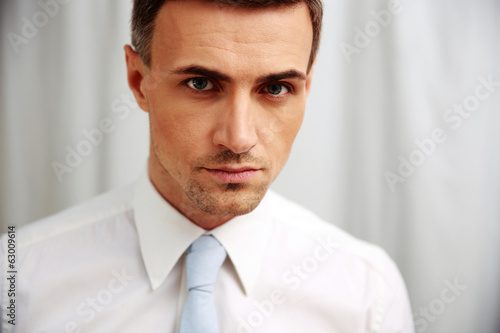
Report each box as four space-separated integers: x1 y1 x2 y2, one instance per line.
154 142 272 216
185 150 271 216
185 176 269 216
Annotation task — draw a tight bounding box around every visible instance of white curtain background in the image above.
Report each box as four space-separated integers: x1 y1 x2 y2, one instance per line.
1 1 499 332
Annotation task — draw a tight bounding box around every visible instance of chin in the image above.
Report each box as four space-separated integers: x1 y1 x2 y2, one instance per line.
186 181 268 217
203 201 259 217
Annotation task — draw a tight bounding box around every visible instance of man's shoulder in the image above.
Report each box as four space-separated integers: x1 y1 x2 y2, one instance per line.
3 184 135 250
263 192 413 331
265 190 401 283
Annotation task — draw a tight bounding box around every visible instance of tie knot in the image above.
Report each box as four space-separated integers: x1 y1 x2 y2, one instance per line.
185 235 227 292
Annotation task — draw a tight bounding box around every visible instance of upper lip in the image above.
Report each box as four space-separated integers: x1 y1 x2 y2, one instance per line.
204 166 260 173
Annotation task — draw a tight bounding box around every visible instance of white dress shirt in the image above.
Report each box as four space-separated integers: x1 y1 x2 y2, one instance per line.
0 171 414 332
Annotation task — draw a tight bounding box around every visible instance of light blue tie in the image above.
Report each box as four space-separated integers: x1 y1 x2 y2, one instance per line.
179 235 227 333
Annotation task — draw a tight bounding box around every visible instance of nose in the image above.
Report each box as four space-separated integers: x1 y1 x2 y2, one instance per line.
212 92 258 154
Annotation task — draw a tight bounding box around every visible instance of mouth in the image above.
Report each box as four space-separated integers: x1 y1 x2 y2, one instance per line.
203 166 261 183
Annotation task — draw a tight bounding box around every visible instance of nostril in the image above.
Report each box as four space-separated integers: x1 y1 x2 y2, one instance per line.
213 125 257 155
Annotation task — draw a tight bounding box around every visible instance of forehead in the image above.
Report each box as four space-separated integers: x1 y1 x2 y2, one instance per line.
150 0 313 76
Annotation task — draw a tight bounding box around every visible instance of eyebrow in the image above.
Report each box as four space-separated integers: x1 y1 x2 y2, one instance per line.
171 65 232 82
170 65 306 84
256 70 307 84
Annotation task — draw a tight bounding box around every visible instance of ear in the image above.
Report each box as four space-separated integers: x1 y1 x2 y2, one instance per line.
305 60 316 98
124 45 150 112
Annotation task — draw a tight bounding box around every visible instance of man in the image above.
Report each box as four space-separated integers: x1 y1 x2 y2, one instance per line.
0 0 414 332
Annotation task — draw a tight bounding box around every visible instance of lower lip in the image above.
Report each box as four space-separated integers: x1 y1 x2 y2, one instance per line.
206 169 258 183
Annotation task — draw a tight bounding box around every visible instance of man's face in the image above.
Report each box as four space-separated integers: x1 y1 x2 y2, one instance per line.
129 0 313 223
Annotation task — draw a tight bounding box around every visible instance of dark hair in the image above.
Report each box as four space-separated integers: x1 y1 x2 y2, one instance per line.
131 0 323 72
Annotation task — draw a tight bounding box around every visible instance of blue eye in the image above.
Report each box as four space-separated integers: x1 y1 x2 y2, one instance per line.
266 84 289 96
187 78 214 91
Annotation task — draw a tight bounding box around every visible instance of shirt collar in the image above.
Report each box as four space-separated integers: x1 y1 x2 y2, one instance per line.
133 170 272 296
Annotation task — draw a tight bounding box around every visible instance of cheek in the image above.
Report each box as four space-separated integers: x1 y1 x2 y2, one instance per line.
260 103 305 150
149 102 211 167
258 105 305 177
151 89 215 136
